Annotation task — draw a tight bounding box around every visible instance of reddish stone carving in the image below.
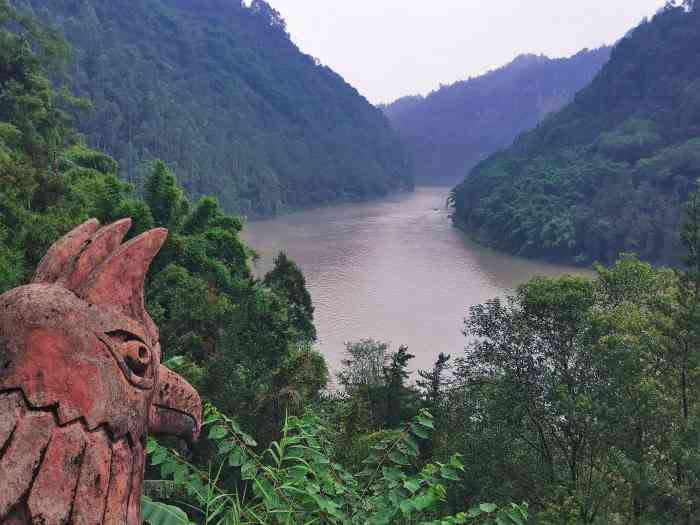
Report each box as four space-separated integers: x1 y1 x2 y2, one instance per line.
0 219 203 524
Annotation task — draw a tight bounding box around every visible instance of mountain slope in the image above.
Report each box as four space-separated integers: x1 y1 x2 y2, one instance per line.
13 0 414 215
382 49 611 185
450 3 700 266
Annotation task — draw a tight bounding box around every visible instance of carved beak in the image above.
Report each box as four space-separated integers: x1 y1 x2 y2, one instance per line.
149 365 202 443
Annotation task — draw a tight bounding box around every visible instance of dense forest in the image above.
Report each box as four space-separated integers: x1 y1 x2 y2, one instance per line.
0 0 324 444
451 2 700 266
382 49 610 185
9 0 414 216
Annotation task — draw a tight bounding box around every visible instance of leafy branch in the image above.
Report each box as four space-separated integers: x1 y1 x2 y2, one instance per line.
144 403 528 525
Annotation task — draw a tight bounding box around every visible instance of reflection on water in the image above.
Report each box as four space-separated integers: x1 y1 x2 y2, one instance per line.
242 187 589 375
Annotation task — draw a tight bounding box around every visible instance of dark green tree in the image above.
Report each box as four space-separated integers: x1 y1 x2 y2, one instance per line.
144 160 189 229
658 178 700 523
417 352 451 459
417 352 452 412
676 178 700 422
336 339 389 430
383 344 416 429
460 275 606 521
263 251 316 342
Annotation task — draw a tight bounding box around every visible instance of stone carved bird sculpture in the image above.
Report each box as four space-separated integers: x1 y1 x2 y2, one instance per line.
0 219 203 525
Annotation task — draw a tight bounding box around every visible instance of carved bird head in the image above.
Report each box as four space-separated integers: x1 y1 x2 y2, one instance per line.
0 219 202 524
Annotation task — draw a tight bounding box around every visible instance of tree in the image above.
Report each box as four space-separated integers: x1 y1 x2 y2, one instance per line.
143 160 189 229
417 352 452 413
674 178 700 423
590 256 678 524
658 178 700 523
383 344 416 429
263 251 316 342
417 353 451 459
460 275 606 522
337 339 388 391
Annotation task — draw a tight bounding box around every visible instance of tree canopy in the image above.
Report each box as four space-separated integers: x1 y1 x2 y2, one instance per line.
450 3 700 265
12 0 414 216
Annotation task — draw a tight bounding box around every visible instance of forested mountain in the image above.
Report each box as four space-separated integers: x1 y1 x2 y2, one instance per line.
11 0 413 215
451 2 700 266
382 48 611 185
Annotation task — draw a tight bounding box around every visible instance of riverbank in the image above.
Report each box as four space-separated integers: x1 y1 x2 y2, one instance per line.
449 215 597 268
242 186 416 222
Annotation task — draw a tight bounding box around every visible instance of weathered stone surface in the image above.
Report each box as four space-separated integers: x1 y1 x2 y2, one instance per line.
0 411 54 517
64 218 132 291
0 219 204 525
1 506 30 525
32 219 99 284
126 441 146 525
0 392 25 451
27 423 87 524
150 365 203 440
72 431 113 525
75 227 169 326
103 439 133 525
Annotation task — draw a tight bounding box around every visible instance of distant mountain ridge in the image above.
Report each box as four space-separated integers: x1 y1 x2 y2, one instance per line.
450 3 700 265
382 48 611 185
13 0 414 216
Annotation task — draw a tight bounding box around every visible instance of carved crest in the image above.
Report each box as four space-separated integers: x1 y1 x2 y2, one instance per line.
0 219 202 525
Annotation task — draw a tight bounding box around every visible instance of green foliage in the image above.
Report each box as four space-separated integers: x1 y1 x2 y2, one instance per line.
0 224 26 291
13 0 414 215
335 340 421 432
0 0 90 291
337 339 389 389
597 118 662 162
142 496 193 525
383 49 610 185
450 4 700 265
435 251 700 523
264 252 317 342
146 404 528 524
140 162 325 437
145 160 189 229
382 345 415 429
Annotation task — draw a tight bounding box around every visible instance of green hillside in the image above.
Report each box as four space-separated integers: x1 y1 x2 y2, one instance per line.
13 0 414 215
383 49 610 185
451 2 700 265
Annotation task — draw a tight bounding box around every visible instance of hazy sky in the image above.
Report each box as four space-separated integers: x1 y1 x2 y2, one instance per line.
263 0 668 104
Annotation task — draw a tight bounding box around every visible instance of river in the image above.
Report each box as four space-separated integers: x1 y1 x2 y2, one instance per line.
242 187 588 376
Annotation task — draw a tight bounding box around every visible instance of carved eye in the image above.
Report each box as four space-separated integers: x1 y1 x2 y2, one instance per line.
124 341 151 378
103 330 155 389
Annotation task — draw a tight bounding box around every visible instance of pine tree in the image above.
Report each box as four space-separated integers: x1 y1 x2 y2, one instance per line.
264 252 316 342
383 345 415 428
416 353 451 459
417 352 451 415
144 160 189 229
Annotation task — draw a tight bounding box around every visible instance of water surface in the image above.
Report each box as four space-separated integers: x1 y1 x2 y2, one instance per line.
242 187 588 375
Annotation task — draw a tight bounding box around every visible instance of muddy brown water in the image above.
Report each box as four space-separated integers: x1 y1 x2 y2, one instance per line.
242 187 589 377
